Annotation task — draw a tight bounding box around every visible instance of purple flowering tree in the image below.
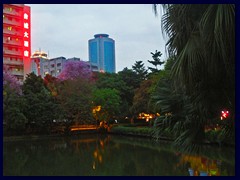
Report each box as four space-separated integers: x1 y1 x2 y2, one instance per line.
3 65 22 94
58 60 92 81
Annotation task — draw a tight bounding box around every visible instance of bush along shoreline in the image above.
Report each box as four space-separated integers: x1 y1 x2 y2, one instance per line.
3 123 235 148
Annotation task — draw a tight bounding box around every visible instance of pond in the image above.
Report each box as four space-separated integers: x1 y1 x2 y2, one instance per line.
3 134 235 176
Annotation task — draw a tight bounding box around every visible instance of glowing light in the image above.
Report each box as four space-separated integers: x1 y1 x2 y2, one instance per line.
24 22 29 29
24 50 29 57
24 32 29 38
220 110 229 120
24 41 29 47
24 13 28 20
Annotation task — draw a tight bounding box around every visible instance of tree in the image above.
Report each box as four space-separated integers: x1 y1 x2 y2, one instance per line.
92 88 121 125
3 65 22 95
132 61 148 88
147 50 164 74
94 71 132 119
3 66 26 134
152 4 235 145
3 93 27 134
131 79 153 115
22 73 59 133
43 74 58 96
56 78 94 125
58 60 92 81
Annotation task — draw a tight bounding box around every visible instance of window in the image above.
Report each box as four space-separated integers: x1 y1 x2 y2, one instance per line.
51 64 55 68
8 26 12 31
57 69 61 73
57 63 61 67
44 65 48 69
9 7 12 12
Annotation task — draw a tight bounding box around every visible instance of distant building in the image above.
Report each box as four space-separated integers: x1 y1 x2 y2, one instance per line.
88 34 115 73
31 52 67 77
31 51 95 78
31 50 49 76
3 4 31 82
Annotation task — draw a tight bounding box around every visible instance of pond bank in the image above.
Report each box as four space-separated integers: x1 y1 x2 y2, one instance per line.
3 125 235 148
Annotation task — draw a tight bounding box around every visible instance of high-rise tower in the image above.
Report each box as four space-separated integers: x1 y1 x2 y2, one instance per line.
3 4 31 82
88 34 115 73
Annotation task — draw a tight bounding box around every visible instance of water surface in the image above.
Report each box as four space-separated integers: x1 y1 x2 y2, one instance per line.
3 134 235 176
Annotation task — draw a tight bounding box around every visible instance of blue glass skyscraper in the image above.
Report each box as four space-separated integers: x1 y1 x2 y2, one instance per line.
88 34 115 73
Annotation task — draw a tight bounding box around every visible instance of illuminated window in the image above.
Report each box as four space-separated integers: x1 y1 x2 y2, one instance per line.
16 38 19 41
8 26 12 31
7 37 11 41
57 69 61 73
3 14 5 18
9 7 12 12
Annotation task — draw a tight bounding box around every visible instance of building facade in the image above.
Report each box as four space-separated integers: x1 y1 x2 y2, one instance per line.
31 52 67 78
3 4 31 82
31 52 94 78
88 34 115 73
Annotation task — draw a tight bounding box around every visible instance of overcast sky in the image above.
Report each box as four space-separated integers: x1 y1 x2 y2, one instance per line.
27 4 167 72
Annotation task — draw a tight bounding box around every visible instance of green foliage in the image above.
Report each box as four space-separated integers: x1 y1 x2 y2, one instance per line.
110 126 153 137
151 4 235 147
131 79 153 115
56 78 94 124
147 50 164 74
92 88 121 123
95 71 133 118
22 73 59 132
132 61 148 83
3 85 27 134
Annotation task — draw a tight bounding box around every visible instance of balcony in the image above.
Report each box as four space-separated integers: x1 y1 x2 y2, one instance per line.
3 9 21 17
3 59 24 66
3 29 22 36
11 70 24 76
3 19 22 27
3 39 22 46
3 50 22 56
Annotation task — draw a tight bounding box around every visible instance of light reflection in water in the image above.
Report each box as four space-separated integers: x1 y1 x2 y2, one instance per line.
3 135 234 176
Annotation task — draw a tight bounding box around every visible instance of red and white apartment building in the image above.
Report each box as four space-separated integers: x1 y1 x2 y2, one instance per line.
3 4 31 83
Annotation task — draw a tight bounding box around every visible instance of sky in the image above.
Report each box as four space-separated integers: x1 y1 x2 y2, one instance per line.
27 4 168 72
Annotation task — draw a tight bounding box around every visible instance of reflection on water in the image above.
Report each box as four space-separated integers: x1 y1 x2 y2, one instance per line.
3 134 235 176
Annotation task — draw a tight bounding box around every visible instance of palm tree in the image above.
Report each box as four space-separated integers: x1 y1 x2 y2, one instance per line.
152 4 235 146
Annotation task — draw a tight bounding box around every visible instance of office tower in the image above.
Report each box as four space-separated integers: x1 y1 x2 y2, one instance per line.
88 34 115 73
3 4 31 82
